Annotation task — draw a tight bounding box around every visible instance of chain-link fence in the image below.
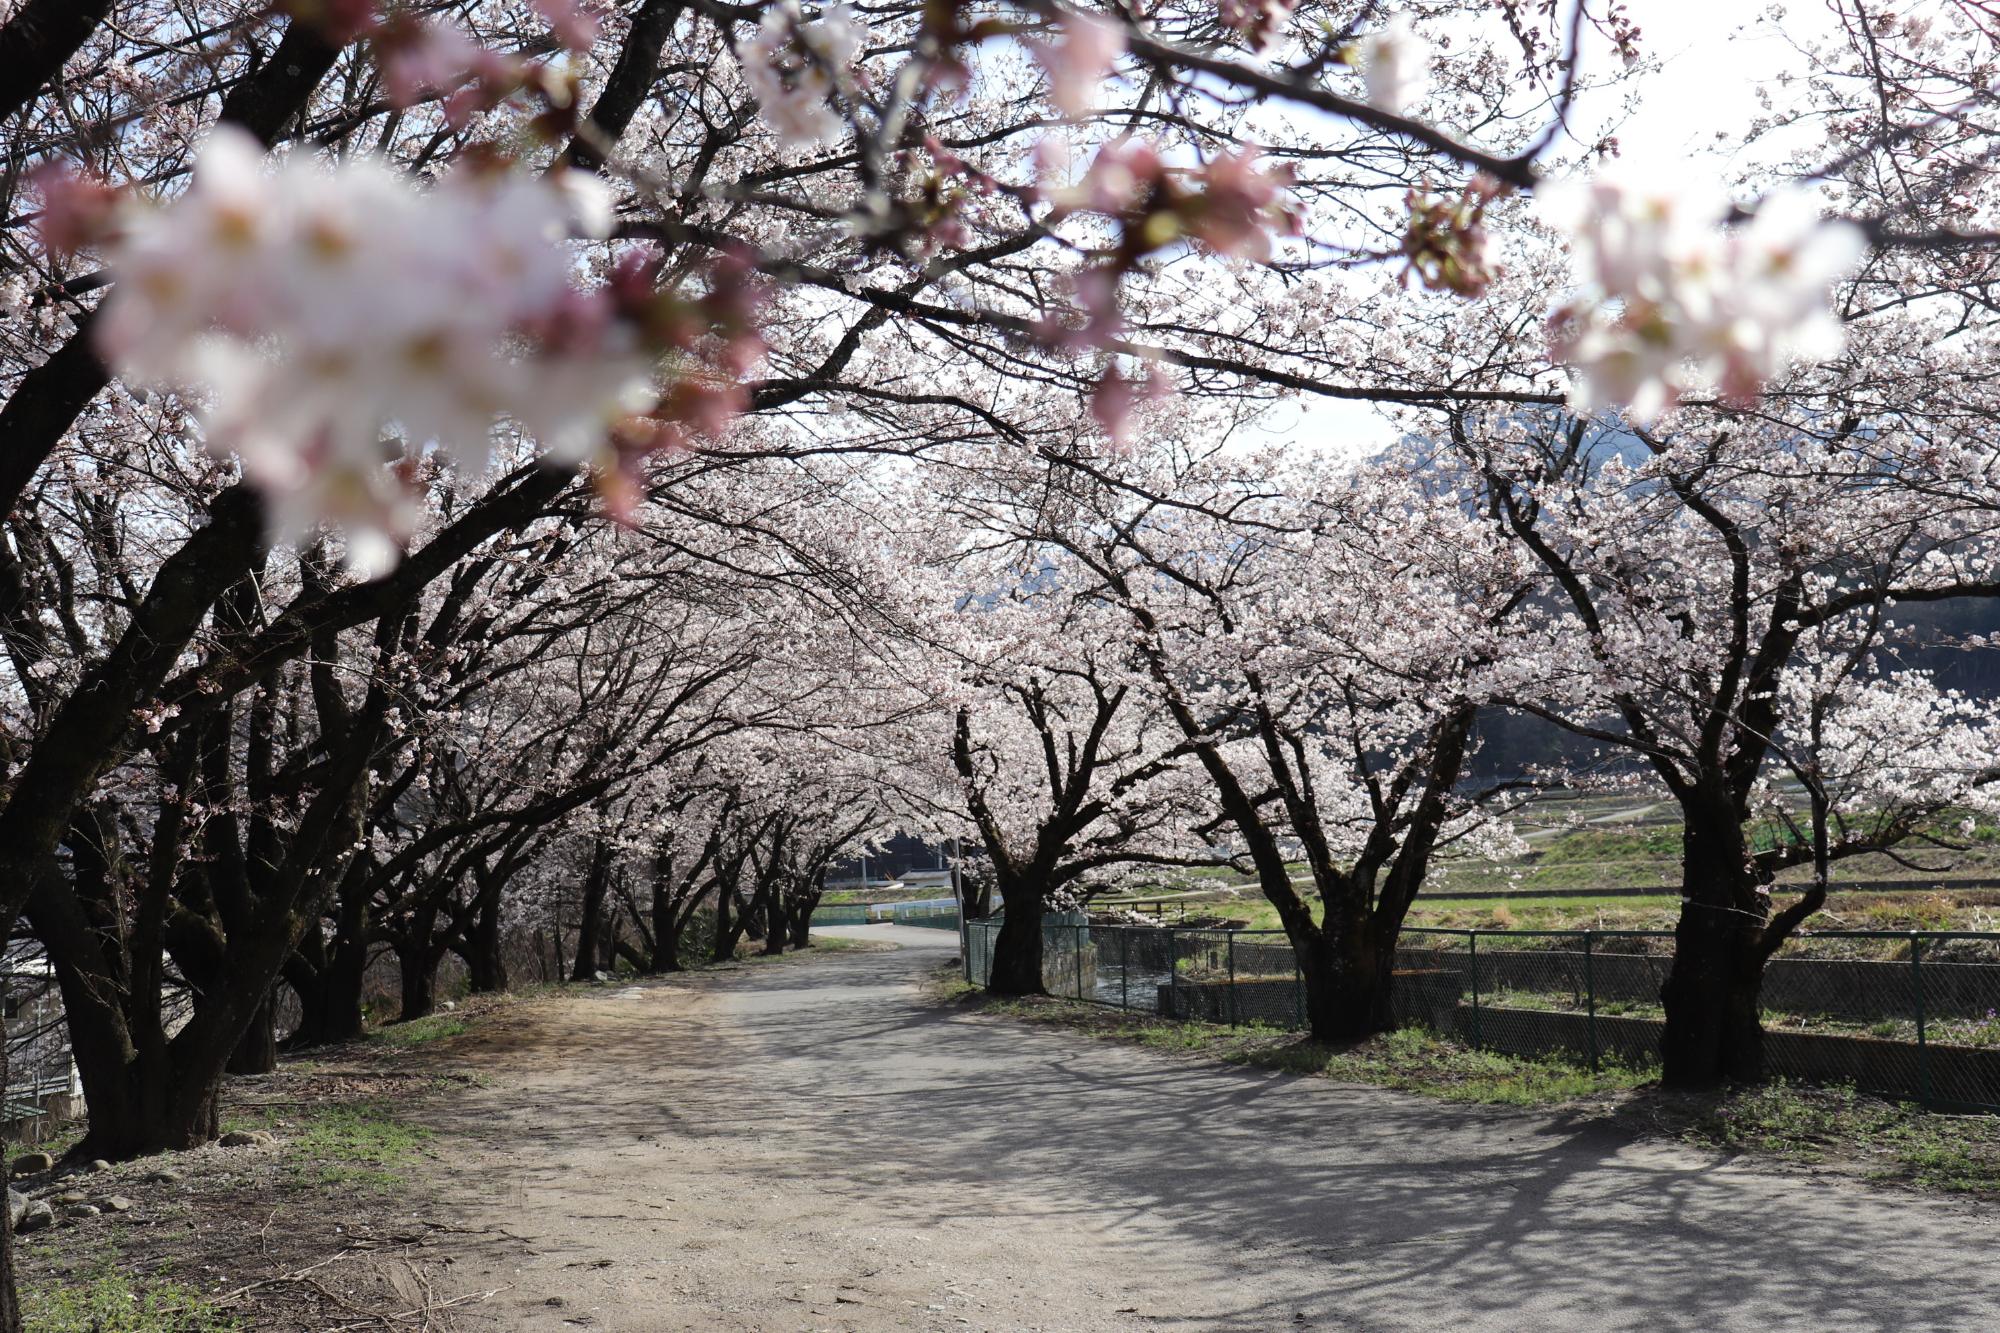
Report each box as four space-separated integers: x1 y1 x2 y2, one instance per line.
962 918 2000 1113
5 942 78 1122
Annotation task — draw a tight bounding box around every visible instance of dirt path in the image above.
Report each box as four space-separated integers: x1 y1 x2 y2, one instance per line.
419 928 2000 1332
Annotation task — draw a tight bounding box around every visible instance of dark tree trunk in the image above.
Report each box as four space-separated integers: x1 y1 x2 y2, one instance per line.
789 873 825 949
761 895 788 956
390 897 444 1022
285 983 329 1049
284 959 365 1048
226 993 278 1075
647 885 685 973
964 876 993 919
712 888 741 963
398 941 438 1022
653 913 685 973
283 907 370 1048
986 885 1047 996
466 928 507 992
570 841 612 982
1290 921 1397 1042
466 871 509 994
67 1031 224 1160
1660 798 1769 1087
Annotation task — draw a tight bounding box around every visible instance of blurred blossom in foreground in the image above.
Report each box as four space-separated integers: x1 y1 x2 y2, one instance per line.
1029 12 1126 119
1542 174 1865 424
91 128 661 575
1358 17 1427 115
736 2 869 150
1218 0 1297 54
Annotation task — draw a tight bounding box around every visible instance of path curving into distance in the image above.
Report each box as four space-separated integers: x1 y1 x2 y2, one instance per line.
425 925 1999 1331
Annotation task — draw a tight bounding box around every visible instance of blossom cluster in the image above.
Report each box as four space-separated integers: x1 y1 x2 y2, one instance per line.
1025 138 1301 359
78 129 753 574
1543 176 1866 423
735 2 869 150
1356 16 1428 114
288 0 603 127
1402 179 1499 297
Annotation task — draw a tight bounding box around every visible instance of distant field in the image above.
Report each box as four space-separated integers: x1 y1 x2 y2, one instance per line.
1098 888 2000 934
820 885 951 905
1105 790 2000 933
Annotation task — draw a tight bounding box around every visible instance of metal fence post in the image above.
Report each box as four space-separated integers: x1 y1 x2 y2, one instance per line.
1468 930 1482 1050
1912 931 1933 1107
1164 926 1176 1018
1583 930 1599 1073
1076 923 1086 1001
1120 927 1130 1012
1228 930 1238 1028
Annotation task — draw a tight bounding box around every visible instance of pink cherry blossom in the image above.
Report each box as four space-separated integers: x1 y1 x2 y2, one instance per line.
93 128 697 569
1029 12 1125 119
736 2 868 150
533 0 602 52
1542 173 1864 422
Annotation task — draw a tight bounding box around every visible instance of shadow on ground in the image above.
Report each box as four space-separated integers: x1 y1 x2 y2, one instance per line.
420 928 2000 1331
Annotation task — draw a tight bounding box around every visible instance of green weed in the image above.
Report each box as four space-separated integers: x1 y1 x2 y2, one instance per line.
1684 1081 2000 1195
225 1101 432 1192
371 1013 467 1047
22 1273 237 1332
974 991 1643 1107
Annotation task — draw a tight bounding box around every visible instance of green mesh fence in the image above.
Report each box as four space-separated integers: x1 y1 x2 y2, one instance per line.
892 909 961 931
811 903 870 925
961 918 2000 1113
812 898 961 930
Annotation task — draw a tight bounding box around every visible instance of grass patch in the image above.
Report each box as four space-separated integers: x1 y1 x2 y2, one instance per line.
22 1272 237 1332
1095 884 2000 938
371 1013 468 1047
9 1120 83 1163
805 934 878 952
1681 1082 2000 1195
969 986 1643 1107
930 971 982 1003
1237 1026 1647 1105
225 1100 433 1192
946 968 2000 1199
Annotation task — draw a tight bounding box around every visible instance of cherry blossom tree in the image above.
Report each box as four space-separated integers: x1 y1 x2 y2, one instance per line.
1 10 1998 1314
884 550 1221 994
1456 407 2000 1086
929 426 1536 1035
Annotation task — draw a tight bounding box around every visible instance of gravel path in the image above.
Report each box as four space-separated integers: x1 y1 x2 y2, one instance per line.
426 927 2000 1332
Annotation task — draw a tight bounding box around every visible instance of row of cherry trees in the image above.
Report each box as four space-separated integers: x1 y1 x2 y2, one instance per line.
900 421 2000 1080
4 0 2000 1323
